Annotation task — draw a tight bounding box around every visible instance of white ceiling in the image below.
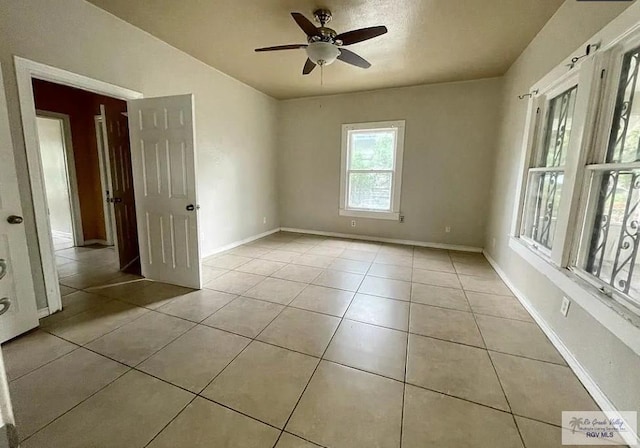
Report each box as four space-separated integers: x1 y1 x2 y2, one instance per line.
87 0 565 99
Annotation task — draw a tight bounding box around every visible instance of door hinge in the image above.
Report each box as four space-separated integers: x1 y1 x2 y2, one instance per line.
600 69 606 79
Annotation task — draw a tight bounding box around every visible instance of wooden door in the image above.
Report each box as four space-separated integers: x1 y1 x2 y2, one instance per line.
100 104 140 274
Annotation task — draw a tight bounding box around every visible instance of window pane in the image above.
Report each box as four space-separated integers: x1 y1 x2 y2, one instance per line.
522 171 564 249
537 86 578 167
348 172 392 210
349 130 395 170
607 46 640 163
586 170 640 304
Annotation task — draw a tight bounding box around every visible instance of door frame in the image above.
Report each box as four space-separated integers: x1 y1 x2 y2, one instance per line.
94 114 116 247
35 110 84 247
14 56 142 316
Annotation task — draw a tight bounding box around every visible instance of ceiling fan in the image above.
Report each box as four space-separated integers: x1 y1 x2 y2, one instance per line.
254 9 388 75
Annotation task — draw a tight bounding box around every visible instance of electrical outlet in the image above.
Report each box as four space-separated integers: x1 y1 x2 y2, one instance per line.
445 226 451 233
263 217 267 224
350 220 356 227
560 297 571 317
399 215 405 223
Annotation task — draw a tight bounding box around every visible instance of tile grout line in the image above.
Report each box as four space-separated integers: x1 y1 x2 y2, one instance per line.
200 277 532 328
23 334 537 445
36 234 553 446
40 299 155 348
27 242 306 444
142 394 198 448
138 309 288 448
41 301 567 423
398 246 418 447
139 279 303 447
57 243 542 348
20 365 133 444
270 246 375 447
462 269 527 447
92 243 531 366
4 332 84 383
197 237 573 441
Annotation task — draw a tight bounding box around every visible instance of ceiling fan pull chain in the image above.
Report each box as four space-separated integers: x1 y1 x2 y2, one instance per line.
321 64 324 86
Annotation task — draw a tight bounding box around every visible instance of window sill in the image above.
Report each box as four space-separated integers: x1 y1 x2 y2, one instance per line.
509 236 640 356
339 209 400 221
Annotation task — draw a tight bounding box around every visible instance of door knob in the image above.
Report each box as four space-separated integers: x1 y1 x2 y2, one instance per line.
0 259 6 280
7 215 23 224
186 204 200 211
0 297 10 316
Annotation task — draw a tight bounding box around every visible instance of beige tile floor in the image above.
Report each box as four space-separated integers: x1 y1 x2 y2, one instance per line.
2 232 605 447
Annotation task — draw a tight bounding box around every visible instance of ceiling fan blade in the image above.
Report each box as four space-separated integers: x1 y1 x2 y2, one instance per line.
336 26 388 45
337 48 371 69
255 44 307 52
303 58 316 75
291 12 320 37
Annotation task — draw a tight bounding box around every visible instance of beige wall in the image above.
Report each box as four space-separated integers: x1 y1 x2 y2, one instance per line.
485 1 639 414
278 78 503 248
0 0 280 307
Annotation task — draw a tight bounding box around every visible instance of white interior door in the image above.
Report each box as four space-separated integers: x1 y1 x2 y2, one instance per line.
0 65 39 343
127 94 201 289
0 348 17 447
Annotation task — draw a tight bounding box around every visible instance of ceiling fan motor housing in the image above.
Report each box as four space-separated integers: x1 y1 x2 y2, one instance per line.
313 9 332 26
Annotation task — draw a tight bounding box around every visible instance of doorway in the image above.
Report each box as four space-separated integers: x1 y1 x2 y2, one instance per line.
35 113 81 251
14 57 202 324
30 76 142 312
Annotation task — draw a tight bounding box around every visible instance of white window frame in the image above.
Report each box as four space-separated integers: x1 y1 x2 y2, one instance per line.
570 31 640 315
508 13 640 354
339 120 405 221
512 62 600 267
517 72 581 259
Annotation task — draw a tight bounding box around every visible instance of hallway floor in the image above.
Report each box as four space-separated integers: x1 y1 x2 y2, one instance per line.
3 232 602 447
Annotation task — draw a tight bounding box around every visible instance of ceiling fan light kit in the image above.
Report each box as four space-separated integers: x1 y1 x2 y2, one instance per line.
306 41 340 66
254 9 388 75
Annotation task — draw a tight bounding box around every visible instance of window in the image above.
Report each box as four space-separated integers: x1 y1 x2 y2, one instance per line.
512 26 640 317
520 78 579 254
577 43 640 312
339 121 405 220
509 18 640 351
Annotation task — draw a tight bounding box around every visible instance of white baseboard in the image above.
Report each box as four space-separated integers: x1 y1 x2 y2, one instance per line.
280 227 483 253
201 228 281 260
483 251 638 441
201 226 483 261
37 307 50 319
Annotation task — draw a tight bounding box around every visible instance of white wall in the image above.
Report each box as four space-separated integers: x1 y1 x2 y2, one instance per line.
485 0 640 415
278 78 503 249
0 0 280 308
36 117 74 239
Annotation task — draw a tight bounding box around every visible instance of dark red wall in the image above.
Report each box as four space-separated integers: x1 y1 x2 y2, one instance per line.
32 79 126 242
